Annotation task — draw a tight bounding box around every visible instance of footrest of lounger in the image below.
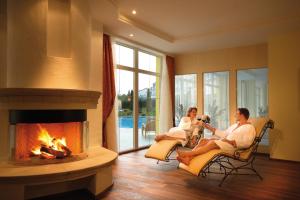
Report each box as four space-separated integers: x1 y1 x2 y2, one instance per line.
145 140 180 161
179 149 223 176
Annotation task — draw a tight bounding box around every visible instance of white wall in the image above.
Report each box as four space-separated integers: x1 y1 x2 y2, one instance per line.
0 0 104 151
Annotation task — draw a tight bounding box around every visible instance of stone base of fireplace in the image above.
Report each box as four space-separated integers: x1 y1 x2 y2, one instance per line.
0 147 117 200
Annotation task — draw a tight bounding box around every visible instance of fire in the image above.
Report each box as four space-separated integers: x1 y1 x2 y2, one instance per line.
31 125 71 159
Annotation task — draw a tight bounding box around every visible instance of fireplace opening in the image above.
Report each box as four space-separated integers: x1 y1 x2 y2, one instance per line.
9 110 88 164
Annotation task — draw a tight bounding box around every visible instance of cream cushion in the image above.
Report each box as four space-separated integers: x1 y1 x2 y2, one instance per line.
145 140 180 161
248 117 269 137
179 149 223 175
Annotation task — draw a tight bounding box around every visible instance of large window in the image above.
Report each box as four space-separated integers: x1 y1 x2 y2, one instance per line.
175 74 197 126
115 43 161 152
203 72 229 131
237 68 268 118
237 68 269 145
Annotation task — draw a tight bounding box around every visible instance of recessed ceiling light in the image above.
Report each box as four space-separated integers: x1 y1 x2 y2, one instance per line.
129 34 134 37
132 10 137 15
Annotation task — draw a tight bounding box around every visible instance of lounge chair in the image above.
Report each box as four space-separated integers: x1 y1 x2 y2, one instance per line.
178 117 274 186
145 116 210 163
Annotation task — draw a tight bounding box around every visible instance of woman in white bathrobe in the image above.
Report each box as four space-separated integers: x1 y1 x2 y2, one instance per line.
155 107 202 146
177 108 256 165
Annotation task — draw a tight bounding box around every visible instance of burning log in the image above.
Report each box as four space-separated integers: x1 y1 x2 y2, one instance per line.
55 138 72 157
30 127 73 160
61 145 72 157
40 152 55 159
40 145 65 159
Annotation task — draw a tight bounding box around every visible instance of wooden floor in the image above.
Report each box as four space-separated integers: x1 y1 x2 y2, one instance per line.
35 149 300 200
102 150 300 200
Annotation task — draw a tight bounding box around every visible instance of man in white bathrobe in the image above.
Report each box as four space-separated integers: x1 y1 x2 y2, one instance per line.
177 108 256 165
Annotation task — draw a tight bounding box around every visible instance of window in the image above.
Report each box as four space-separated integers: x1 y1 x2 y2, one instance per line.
175 74 197 126
115 43 161 152
237 68 269 145
116 69 134 151
115 44 134 68
237 68 268 117
203 72 229 131
138 51 157 72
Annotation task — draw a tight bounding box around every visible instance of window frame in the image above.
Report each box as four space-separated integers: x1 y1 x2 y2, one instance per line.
174 73 198 126
115 42 161 153
203 71 230 131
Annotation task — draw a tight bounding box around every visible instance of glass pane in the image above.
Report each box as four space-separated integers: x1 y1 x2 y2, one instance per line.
115 44 134 67
116 69 134 151
203 72 229 133
138 73 158 147
237 68 268 117
237 68 269 145
138 51 157 72
175 74 197 126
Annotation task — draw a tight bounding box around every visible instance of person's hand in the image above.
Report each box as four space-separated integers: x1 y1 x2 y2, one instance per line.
202 122 210 128
222 139 237 147
197 120 204 126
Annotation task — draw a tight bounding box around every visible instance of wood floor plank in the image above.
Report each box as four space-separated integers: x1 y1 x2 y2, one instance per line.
101 150 300 200
33 149 300 200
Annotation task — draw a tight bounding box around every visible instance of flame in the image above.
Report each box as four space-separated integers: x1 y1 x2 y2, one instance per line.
31 125 67 155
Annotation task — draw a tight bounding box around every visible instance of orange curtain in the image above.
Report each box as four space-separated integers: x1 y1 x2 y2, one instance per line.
166 55 175 126
102 34 116 148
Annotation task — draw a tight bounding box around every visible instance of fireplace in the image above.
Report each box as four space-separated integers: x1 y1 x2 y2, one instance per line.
9 110 88 164
0 88 117 200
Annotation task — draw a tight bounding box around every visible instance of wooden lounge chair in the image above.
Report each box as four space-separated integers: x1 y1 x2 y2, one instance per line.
145 116 210 163
178 117 274 186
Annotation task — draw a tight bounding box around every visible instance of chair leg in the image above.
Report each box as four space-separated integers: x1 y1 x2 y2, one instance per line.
219 168 235 187
251 168 263 180
250 161 263 180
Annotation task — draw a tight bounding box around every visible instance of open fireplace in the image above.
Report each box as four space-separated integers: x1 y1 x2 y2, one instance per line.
9 110 88 164
0 88 118 200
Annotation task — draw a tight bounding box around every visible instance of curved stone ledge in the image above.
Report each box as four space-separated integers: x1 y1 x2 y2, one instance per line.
0 147 117 199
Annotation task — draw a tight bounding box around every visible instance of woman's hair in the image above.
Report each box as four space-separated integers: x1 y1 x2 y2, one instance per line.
186 107 197 117
238 108 250 119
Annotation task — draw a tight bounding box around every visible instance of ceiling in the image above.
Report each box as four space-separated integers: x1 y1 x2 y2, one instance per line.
90 0 300 55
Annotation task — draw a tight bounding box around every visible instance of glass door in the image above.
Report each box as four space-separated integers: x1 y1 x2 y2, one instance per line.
138 74 158 147
115 43 161 153
116 69 134 152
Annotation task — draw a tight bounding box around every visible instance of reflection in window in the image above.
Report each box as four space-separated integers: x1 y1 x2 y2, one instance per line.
237 68 269 145
175 74 197 126
203 72 229 131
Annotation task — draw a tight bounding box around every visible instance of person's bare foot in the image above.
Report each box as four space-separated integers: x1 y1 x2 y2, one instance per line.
177 155 191 165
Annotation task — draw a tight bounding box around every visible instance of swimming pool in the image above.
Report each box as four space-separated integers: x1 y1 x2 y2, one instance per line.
119 116 153 128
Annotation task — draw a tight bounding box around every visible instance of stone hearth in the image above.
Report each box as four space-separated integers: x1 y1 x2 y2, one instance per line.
0 88 118 200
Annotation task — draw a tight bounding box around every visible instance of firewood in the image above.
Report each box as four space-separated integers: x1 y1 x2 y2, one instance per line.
40 152 55 159
40 145 65 159
56 141 72 157
61 145 72 157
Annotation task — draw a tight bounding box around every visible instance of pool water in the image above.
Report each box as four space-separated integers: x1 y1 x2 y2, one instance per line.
119 116 152 128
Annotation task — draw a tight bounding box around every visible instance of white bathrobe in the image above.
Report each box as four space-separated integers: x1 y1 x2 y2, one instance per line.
214 123 256 154
166 117 200 146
